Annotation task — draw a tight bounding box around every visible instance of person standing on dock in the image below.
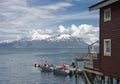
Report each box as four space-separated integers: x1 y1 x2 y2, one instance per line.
71 61 76 68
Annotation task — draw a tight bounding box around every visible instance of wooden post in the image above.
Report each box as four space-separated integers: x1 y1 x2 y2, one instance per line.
75 60 78 78
98 75 102 84
83 71 88 84
75 76 79 84
81 72 87 84
84 78 88 84
102 76 105 84
75 60 78 69
108 77 113 84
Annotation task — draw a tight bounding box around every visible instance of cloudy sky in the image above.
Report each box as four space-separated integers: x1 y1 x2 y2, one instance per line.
0 0 101 44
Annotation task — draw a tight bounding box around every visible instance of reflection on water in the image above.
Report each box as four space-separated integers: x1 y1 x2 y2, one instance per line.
61 77 66 84
38 69 85 84
75 77 79 84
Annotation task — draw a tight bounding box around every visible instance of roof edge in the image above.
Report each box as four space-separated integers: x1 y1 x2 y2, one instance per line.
89 0 119 11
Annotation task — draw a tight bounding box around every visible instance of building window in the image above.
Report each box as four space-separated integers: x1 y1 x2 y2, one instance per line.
104 8 111 22
104 39 111 56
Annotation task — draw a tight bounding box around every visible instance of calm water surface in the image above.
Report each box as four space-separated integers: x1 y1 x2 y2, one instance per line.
0 48 87 84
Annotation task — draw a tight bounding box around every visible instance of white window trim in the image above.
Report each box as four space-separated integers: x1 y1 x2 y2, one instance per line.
104 39 111 56
104 8 111 22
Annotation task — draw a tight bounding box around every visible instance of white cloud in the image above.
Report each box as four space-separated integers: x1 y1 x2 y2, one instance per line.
28 24 99 44
68 24 99 44
29 29 52 40
0 0 99 43
70 24 99 44
45 29 53 34
58 25 69 33
0 0 73 31
40 2 73 10
0 0 98 30
0 30 23 42
57 11 99 21
71 24 81 37
30 29 53 35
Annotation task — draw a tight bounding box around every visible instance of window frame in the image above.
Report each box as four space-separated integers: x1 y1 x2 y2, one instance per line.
104 8 111 22
104 39 111 56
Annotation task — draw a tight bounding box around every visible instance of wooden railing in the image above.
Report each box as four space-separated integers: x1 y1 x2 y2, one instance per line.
74 53 98 69
83 53 98 69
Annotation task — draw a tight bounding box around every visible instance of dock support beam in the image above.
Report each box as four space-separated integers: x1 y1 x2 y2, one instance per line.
108 77 113 84
97 75 102 84
102 76 105 84
74 60 79 78
83 71 93 84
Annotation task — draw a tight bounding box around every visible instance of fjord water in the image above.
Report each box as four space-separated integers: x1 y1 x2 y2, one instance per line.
0 48 87 84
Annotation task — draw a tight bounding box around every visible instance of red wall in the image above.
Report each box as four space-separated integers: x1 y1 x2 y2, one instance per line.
100 1 120 78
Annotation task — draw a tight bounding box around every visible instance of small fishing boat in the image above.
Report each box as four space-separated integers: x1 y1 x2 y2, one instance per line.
53 68 73 76
40 66 54 72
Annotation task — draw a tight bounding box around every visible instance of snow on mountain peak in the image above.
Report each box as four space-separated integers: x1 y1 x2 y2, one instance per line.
29 29 73 41
57 34 71 40
29 29 52 40
31 33 51 40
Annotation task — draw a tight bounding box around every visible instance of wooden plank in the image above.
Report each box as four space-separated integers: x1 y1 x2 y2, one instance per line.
83 69 103 76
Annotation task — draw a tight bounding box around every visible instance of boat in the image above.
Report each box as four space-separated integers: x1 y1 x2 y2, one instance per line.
53 68 73 76
34 63 54 72
35 63 81 76
40 66 54 72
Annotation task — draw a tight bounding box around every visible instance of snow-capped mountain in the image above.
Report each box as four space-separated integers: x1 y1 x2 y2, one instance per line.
0 34 88 48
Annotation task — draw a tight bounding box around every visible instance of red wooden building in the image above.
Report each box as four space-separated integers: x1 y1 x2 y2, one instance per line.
89 0 120 79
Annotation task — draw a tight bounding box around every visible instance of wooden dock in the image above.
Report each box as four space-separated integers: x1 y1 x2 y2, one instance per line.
73 53 120 84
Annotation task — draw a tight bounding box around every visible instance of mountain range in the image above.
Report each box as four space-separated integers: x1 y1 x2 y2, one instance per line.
0 34 88 48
